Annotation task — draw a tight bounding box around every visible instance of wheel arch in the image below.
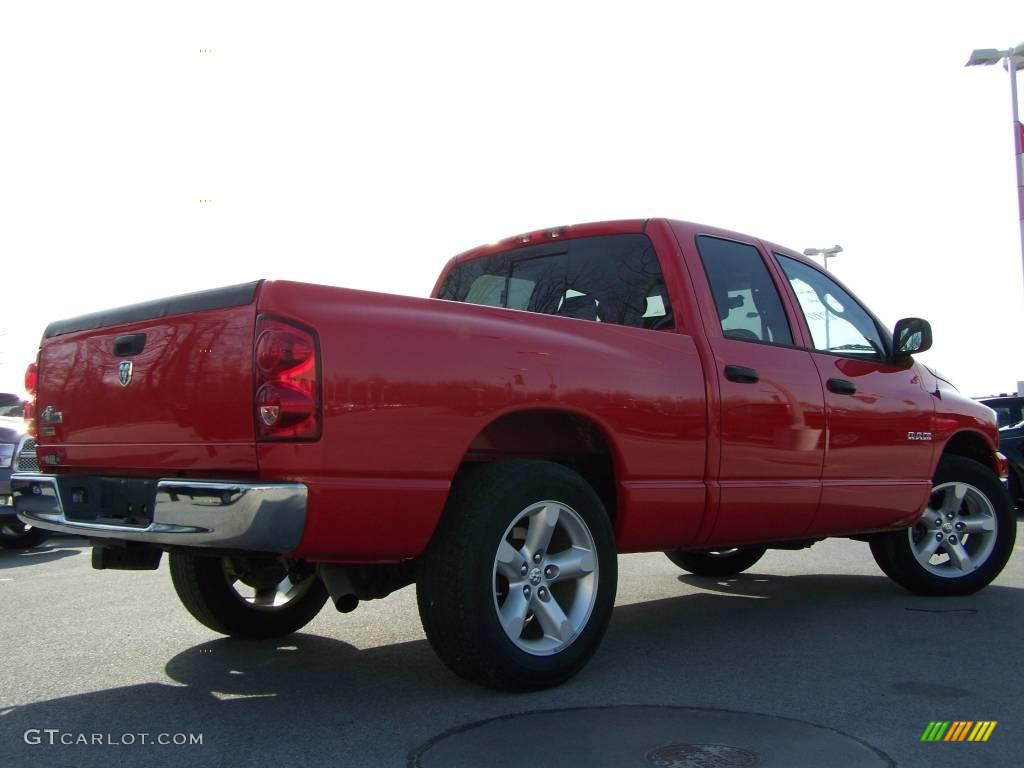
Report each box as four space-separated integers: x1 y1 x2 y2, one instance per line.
939 429 998 474
454 406 622 529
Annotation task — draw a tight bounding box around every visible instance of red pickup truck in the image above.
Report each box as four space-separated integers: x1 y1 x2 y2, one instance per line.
13 218 1015 691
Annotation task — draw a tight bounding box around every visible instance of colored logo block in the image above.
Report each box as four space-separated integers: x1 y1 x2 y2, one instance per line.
921 721 997 742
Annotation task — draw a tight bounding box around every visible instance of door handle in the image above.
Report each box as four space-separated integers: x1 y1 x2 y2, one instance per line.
724 365 759 384
827 378 857 395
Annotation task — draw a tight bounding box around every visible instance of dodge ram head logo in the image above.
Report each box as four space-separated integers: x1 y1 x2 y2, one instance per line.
118 360 133 387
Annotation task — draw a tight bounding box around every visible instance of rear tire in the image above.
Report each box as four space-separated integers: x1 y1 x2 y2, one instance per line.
664 546 766 577
870 456 1015 596
169 552 328 638
0 521 50 550
416 461 617 691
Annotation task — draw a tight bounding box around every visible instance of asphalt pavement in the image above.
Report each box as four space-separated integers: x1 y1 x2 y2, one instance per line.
1 529 1022 767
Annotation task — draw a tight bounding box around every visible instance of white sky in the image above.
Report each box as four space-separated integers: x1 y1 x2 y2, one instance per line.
1 1 1022 397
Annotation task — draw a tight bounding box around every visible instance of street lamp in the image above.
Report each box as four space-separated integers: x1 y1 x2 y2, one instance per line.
803 245 844 350
803 244 843 271
965 43 1024 290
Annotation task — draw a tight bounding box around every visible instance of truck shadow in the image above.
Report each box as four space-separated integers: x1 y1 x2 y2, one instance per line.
0 574 1020 766
0 544 81 571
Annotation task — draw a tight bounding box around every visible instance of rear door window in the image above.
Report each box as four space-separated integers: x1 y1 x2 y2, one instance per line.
437 234 675 330
695 236 793 345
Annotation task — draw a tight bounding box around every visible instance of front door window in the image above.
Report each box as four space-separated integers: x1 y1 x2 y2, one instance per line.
775 255 885 359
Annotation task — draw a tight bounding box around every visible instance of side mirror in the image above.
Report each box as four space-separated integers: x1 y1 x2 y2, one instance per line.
893 317 932 357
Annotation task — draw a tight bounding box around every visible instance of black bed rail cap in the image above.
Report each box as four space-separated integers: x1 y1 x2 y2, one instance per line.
42 281 262 340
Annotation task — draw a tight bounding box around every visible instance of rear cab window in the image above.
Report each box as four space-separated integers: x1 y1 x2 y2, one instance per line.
437 234 675 331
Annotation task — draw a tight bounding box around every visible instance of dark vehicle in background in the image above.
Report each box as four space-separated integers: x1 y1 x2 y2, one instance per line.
980 395 1024 513
0 392 27 418
0 394 47 549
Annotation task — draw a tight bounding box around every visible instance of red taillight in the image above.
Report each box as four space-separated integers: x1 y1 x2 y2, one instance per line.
257 330 313 376
25 362 38 396
254 317 319 440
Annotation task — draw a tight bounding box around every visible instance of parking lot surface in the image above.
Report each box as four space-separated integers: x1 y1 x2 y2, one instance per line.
1 530 1021 767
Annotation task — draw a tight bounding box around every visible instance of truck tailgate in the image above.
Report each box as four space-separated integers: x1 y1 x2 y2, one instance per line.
35 282 260 473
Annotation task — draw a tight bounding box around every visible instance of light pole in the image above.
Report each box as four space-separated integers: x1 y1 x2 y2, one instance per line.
803 244 843 272
965 43 1024 291
803 245 844 350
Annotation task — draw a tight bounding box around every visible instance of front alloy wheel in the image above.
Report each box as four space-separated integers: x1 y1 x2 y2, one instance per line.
870 456 1015 596
907 481 998 578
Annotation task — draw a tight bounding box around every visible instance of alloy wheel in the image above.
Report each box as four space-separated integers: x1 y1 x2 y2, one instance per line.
492 501 598 656
910 481 998 578
222 557 317 612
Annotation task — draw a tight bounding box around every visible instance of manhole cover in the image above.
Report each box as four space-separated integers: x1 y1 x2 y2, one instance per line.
646 743 759 767
409 706 892 768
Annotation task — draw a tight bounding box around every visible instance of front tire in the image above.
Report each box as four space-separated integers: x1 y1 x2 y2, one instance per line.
1008 472 1022 515
664 546 766 577
169 552 328 638
416 461 617 691
870 456 1016 596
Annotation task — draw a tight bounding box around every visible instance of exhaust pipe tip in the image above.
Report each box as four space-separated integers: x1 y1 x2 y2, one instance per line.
334 594 359 613
319 565 360 613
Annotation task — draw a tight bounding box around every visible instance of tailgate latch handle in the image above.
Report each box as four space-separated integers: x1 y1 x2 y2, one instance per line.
113 333 147 357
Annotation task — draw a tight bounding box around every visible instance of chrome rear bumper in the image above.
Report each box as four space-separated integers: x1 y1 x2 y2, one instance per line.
11 474 306 553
